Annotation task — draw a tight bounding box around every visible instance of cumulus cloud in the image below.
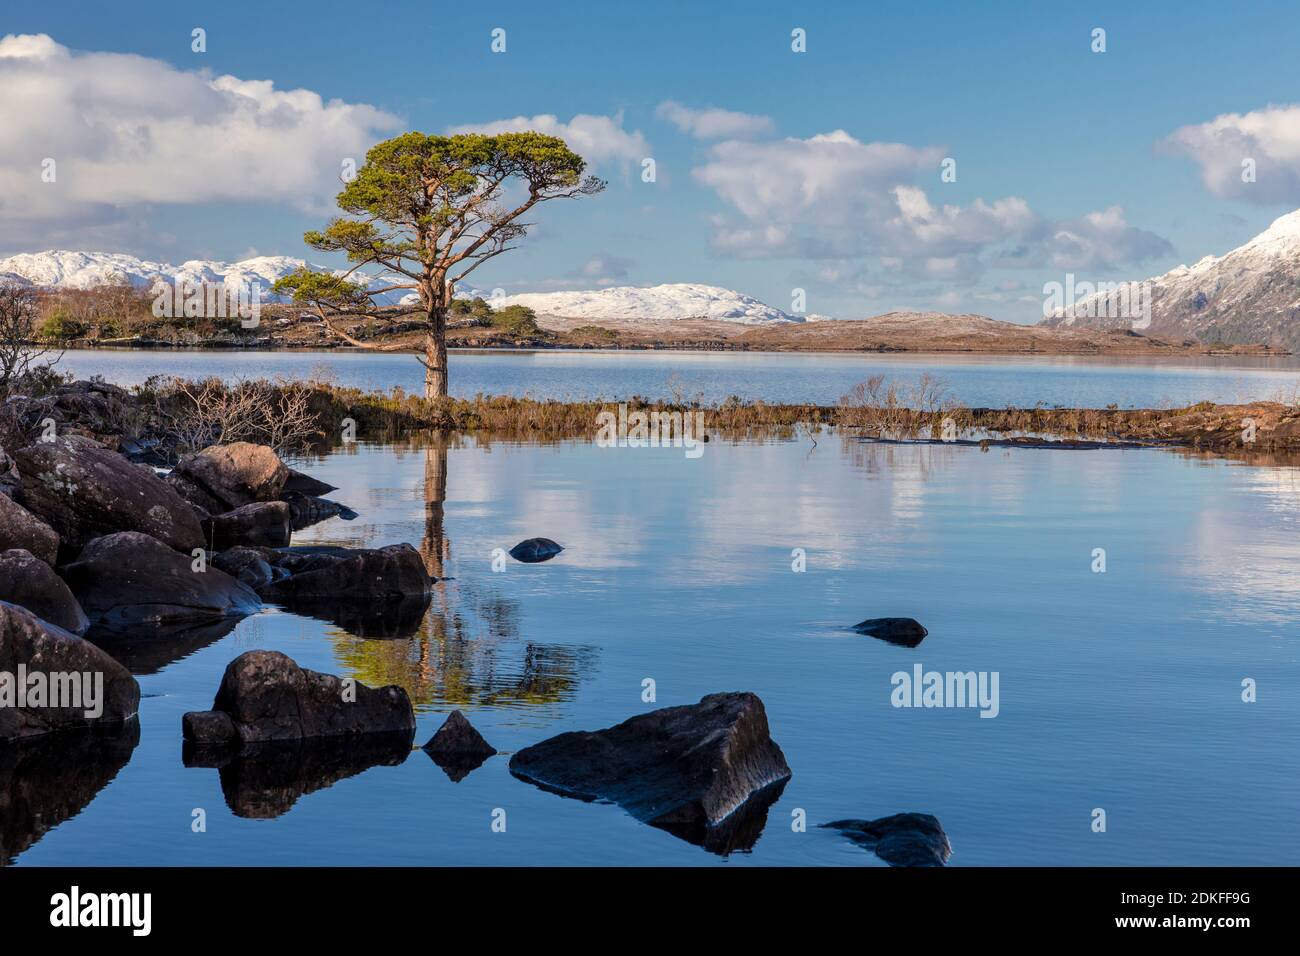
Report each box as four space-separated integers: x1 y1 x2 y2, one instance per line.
448 111 648 165
655 100 774 140
0 33 401 247
1162 104 1300 203
692 129 1171 278
571 253 633 284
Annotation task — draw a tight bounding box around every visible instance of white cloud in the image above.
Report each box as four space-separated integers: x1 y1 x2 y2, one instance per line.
0 33 402 247
655 100 774 140
1162 104 1300 203
448 111 648 165
692 129 1171 278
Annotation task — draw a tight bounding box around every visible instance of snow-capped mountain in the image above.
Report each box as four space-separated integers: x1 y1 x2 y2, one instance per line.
0 252 810 323
1041 209 1300 351
0 250 413 305
482 283 804 324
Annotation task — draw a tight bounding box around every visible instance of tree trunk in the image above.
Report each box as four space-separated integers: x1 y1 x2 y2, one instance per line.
424 306 448 399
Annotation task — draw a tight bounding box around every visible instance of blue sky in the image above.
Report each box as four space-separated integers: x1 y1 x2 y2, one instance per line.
6 0 1300 322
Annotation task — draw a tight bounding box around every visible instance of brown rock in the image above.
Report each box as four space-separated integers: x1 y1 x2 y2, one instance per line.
171 442 288 512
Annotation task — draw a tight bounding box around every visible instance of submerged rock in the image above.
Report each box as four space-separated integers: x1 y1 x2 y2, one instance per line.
851 617 928 647
13 435 204 556
182 649 415 745
62 531 261 629
88 617 239 676
508 537 564 563
170 442 288 513
0 601 141 741
204 500 291 549
509 692 791 838
0 491 59 564
0 549 89 635
822 812 952 866
422 710 496 781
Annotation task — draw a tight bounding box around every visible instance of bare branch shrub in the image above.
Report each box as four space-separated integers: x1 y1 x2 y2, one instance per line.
0 283 60 395
149 376 323 460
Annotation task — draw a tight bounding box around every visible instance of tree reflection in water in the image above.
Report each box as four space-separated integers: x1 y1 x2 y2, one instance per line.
325 432 598 711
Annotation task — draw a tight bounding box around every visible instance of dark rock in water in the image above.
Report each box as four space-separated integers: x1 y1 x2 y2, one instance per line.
0 720 139 863
282 467 337 497
182 649 415 744
510 692 792 844
182 730 413 819
210 546 280 589
822 812 952 866
0 600 141 741
170 442 289 512
204 500 291 549
0 549 89 635
422 710 495 781
62 531 261 629
181 709 237 746
0 487 59 564
281 492 357 531
851 617 928 647
261 544 431 602
13 435 205 556
508 537 563 563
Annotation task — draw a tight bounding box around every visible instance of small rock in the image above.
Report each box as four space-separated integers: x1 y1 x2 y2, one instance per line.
851 617 928 647
508 537 564 563
0 549 89 635
422 710 495 781
822 812 952 866
211 546 280 589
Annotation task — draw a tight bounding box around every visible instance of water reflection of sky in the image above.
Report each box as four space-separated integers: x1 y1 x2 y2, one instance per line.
8 433 1298 866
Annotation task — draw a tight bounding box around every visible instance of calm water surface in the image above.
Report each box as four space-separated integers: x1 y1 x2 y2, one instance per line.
59 347 1300 408
8 432 1298 866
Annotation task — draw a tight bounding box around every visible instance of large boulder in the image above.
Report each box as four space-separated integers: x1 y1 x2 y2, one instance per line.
181 650 415 745
0 601 140 741
170 442 288 512
822 813 952 867
0 490 59 564
509 692 791 833
204 500 291 549
0 550 89 635
261 544 431 602
21 381 139 439
12 435 204 555
62 531 260 629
